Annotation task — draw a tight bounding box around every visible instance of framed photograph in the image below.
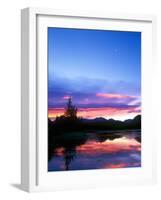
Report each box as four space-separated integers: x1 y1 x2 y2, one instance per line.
21 8 156 192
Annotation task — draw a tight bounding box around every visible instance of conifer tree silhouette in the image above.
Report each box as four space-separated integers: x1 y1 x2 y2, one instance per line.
64 97 77 119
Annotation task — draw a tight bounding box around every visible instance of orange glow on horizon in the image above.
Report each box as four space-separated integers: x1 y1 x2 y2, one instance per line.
48 106 141 121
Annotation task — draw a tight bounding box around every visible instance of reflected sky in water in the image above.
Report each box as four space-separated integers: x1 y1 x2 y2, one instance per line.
48 130 141 171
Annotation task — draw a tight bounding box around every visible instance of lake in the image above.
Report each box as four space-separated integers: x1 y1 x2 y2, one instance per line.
48 129 141 171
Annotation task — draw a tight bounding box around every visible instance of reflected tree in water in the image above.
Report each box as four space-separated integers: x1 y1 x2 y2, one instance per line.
48 98 141 171
63 146 76 170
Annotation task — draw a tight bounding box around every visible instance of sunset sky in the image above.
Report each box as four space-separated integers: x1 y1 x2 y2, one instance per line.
48 28 141 121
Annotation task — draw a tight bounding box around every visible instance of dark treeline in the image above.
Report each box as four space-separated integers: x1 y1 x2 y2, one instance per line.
48 97 141 136
49 114 141 136
48 98 141 166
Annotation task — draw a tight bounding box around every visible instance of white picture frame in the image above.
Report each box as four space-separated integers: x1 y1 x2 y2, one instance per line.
21 7 157 192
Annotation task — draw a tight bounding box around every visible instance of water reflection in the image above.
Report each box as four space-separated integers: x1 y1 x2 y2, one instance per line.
48 130 141 171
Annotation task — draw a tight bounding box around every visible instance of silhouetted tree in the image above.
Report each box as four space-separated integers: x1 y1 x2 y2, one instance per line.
64 97 77 119
63 146 76 170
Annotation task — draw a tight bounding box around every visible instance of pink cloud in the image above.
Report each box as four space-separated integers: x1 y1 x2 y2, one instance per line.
96 93 136 100
63 95 71 100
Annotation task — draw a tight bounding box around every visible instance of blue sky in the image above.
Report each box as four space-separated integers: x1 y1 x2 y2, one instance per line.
48 27 141 120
